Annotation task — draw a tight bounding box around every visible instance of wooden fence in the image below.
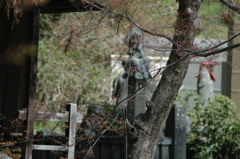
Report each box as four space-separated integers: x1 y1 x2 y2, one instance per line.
19 103 82 159
18 104 186 159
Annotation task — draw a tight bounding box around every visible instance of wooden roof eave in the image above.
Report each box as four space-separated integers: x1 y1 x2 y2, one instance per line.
40 0 103 14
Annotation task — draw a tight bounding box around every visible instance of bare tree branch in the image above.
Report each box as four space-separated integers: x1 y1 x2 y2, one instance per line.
196 33 240 53
125 15 177 46
220 0 240 14
196 42 240 57
84 0 177 45
79 11 110 36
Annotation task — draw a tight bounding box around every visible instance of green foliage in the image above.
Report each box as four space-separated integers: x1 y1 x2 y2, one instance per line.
39 14 61 38
37 13 121 114
198 0 228 38
200 0 224 18
177 93 240 159
34 121 65 135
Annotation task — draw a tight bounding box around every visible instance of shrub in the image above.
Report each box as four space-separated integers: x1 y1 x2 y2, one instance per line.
177 93 240 159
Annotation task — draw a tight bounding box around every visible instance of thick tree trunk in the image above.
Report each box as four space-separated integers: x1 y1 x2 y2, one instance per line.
127 0 201 159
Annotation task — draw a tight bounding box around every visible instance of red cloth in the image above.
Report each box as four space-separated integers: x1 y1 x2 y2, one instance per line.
201 61 216 81
207 69 216 81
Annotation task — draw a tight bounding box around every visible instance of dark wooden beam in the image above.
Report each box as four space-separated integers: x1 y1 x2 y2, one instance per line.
40 0 102 13
21 7 40 159
0 8 35 120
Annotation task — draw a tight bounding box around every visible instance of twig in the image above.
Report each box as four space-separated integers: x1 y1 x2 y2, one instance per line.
82 111 121 159
220 0 240 14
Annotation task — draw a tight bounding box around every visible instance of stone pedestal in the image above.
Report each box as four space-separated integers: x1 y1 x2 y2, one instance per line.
127 77 147 121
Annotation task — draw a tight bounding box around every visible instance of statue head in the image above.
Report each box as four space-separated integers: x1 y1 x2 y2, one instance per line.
126 27 144 52
201 61 215 72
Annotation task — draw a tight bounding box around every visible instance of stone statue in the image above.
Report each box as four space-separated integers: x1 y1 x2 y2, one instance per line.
112 27 151 116
124 27 151 80
112 70 128 109
197 61 215 103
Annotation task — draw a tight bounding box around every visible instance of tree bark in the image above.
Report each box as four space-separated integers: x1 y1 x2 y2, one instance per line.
127 0 201 159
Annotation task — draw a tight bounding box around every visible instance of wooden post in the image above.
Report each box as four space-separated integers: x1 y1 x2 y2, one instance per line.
23 8 40 159
66 103 78 159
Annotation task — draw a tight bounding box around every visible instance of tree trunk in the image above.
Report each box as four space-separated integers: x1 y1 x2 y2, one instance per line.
127 0 201 159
